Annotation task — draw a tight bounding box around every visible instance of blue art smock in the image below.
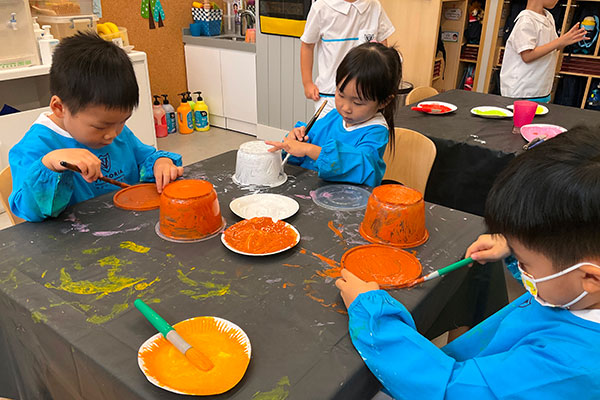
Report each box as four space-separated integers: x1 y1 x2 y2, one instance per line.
286 109 388 187
348 290 600 399
9 115 182 222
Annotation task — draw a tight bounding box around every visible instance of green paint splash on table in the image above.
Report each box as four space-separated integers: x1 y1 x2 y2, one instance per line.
252 376 290 400
119 241 150 254
31 311 48 323
82 247 108 255
0 269 18 289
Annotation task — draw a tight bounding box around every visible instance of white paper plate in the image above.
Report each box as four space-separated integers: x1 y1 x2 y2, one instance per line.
138 316 251 395
470 106 513 118
416 101 457 114
520 124 567 142
221 220 300 256
229 193 299 220
507 104 549 115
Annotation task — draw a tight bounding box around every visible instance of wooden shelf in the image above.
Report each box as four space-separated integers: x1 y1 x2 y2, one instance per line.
559 70 600 79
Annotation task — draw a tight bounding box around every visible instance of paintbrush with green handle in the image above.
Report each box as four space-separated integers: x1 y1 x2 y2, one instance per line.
407 257 473 288
134 299 214 371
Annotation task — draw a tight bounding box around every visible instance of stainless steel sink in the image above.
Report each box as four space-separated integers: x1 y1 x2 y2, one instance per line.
214 34 245 41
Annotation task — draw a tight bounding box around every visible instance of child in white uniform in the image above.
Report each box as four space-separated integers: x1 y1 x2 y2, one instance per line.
500 0 586 102
300 0 394 116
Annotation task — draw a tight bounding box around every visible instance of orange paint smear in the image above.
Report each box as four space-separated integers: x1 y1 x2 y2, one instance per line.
327 220 344 239
139 317 249 395
299 248 342 278
341 244 422 288
282 264 301 268
159 180 223 240
223 217 298 254
303 284 347 315
359 184 428 247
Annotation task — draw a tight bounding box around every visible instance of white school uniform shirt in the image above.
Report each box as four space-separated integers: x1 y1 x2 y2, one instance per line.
301 0 395 96
500 9 558 98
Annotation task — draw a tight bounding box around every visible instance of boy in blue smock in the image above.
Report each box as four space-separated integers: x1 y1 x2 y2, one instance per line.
9 32 183 222
336 126 600 398
267 43 401 188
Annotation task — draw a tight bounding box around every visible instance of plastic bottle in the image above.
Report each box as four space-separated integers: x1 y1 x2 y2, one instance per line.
186 91 195 127
177 93 194 134
193 91 210 131
161 94 178 134
39 25 59 65
152 95 168 138
32 17 44 40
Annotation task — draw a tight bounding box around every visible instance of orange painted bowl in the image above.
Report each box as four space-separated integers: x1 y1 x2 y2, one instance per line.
138 316 251 396
359 184 429 248
341 244 422 288
221 216 300 256
158 180 225 242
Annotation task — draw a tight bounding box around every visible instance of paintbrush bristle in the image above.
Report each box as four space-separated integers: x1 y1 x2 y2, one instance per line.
185 347 214 371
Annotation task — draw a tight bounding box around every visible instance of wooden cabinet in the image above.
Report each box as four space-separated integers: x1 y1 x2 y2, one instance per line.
184 44 257 135
381 0 496 93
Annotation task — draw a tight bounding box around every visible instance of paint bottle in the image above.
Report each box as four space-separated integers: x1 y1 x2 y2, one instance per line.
161 94 178 134
177 93 194 134
186 91 196 128
153 95 168 138
193 91 210 131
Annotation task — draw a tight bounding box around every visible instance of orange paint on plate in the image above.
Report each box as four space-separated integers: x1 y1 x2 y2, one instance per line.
139 317 250 395
113 183 161 211
159 180 223 240
359 184 429 248
341 244 422 288
223 217 298 254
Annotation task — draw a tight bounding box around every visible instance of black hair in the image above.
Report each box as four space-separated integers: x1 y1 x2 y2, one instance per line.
485 125 600 269
336 42 402 152
49 31 139 114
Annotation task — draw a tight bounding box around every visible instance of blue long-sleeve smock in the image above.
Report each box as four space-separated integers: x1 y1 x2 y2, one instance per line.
9 115 182 222
348 290 600 399
286 109 388 187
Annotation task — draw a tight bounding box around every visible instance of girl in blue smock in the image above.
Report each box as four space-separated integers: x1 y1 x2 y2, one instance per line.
266 42 402 187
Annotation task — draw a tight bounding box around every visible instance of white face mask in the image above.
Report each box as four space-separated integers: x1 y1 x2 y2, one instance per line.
517 262 600 309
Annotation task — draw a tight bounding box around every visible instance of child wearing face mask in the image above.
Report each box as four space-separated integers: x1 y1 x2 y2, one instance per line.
9 32 183 222
335 125 600 398
266 42 401 188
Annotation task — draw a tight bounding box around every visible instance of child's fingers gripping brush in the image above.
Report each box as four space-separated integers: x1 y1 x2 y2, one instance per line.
134 299 214 371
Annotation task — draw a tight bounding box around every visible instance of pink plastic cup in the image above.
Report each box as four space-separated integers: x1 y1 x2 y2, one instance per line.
512 100 538 134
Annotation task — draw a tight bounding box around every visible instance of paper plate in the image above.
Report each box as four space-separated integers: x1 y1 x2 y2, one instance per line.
341 244 422 289
138 316 251 396
520 124 567 142
221 217 300 256
507 104 548 115
312 184 371 211
229 193 299 220
113 183 161 211
470 106 513 118
416 101 457 114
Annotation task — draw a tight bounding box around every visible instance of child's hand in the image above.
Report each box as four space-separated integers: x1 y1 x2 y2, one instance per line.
558 23 589 49
335 269 380 308
153 157 183 193
287 126 308 142
303 82 320 101
42 148 102 183
465 234 510 265
265 140 312 158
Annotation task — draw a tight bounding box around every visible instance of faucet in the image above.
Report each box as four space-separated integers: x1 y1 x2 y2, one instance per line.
239 9 255 36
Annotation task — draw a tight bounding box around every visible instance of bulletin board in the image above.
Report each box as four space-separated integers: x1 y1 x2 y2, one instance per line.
259 0 312 38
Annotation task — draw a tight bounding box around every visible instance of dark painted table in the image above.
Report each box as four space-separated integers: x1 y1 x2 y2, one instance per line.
0 151 501 400
396 90 600 215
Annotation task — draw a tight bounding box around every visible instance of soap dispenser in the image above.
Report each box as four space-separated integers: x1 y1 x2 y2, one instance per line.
161 94 178 134
177 92 194 134
193 91 210 131
39 25 59 65
153 95 168 138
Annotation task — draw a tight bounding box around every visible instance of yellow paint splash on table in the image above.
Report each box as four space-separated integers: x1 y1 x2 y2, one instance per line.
87 302 129 324
41 270 47 278
135 277 160 291
119 241 150 254
82 247 108 255
0 268 18 289
31 311 48 323
252 376 290 400
177 269 231 299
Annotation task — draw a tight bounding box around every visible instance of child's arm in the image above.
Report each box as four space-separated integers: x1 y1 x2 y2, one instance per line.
519 23 587 63
9 147 100 221
301 41 320 101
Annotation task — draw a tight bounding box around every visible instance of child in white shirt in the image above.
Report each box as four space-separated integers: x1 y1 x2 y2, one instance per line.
500 0 586 101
